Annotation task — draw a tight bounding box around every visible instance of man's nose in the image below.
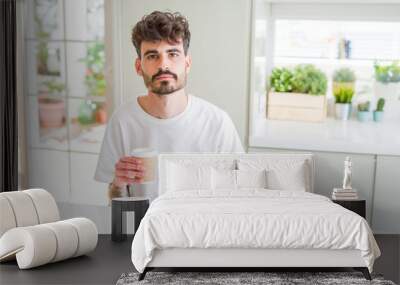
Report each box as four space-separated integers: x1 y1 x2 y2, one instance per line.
158 54 170 70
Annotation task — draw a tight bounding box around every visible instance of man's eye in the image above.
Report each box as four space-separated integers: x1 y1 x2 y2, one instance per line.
147 54 158 60
169 52 179 57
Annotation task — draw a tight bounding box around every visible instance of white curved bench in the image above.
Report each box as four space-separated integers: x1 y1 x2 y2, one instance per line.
0 189 98 269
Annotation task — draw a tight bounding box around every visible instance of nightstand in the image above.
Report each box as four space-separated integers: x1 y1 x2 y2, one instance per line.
111 197 149 242
332 199 366 219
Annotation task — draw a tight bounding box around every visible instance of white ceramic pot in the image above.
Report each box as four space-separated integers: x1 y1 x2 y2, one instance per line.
335 103 351 121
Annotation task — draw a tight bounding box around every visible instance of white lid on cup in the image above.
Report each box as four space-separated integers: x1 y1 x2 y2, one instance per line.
130 147 158 158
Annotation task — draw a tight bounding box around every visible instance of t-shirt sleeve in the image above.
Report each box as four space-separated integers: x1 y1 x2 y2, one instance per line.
94 114 125 183
217 112 245 153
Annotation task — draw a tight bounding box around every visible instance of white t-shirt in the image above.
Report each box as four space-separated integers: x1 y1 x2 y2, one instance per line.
94 94 244 199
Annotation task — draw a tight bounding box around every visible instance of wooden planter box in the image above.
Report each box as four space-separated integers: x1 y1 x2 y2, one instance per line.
267 91 327 122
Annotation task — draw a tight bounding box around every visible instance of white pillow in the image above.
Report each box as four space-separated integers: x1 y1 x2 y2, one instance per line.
266 163 307 191
166 162 212 192
237 158 309 192
236 169 267 189
212 169 237 190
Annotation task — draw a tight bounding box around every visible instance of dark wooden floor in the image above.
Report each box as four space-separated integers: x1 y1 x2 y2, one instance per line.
0 235 399 285
0 235 134 285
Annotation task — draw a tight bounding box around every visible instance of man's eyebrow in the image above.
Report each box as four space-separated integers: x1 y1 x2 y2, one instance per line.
143 50 158 57
166 48 181 53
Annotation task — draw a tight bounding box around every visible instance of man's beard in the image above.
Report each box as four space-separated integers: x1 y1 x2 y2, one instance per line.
143 69 186 96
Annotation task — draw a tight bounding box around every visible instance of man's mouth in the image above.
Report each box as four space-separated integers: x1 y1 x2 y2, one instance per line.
152 71 177 81
155 75 174 80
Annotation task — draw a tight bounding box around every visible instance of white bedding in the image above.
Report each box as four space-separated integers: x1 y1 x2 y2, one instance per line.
131 190 380 273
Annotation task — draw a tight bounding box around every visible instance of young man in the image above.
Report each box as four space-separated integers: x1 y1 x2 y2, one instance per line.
95 11 243 199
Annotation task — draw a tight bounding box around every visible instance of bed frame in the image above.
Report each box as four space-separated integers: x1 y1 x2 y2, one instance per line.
138 248 371 280
137 153 372 281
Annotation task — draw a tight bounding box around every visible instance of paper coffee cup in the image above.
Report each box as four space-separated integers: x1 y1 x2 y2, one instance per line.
130 148 157 184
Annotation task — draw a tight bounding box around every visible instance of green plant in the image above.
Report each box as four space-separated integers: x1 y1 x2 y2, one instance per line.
291 64 327 95
36 40 49 74
334 87 354 104
375 98 385 112
269 67 293 92
269 64 327 95
34 0 58 75
42 80 65 94
80 42 106 96
357 101 370 112
333 67 356 83
374 61 400 83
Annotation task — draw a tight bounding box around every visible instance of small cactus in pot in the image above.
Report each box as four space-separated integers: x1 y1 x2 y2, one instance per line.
373 98 385 122
357 101 370 122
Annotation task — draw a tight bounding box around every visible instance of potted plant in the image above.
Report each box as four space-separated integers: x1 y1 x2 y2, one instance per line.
78 100 97 125
373 98 385 122
39 80 65 96
267 64 328 122
334 87 354 120
374 61 400 100
38 80 66 128
95 102 107 124
357 101 370 122
80 42 106 96
332 67 356 94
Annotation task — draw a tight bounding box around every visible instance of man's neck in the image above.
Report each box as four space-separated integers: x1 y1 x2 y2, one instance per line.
138 89 188 119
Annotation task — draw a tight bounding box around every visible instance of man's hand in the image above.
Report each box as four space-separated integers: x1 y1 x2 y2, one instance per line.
112 156 145 188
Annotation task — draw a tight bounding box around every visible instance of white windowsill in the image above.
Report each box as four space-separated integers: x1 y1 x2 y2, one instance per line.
249 117 400 156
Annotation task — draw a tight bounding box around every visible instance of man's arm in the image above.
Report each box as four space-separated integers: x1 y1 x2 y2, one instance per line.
95 114 145 199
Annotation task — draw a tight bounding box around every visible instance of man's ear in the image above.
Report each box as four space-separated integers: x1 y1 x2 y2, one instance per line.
135 58 143 76
185 54 192 73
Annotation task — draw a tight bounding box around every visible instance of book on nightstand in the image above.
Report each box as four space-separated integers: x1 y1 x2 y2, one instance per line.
332 188 359 200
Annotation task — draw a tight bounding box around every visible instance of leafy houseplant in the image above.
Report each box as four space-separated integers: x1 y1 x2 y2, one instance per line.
267 64 328 122
357 101 370 122
290 64 328 95
334 87 354 120
37 40 49 75
373 98 385 122
333 67 356 94
41 80 65 95
374 61 400 101
38 80 66 128
333 87 354 104
374 61 400 83
269 67 293 93
38 96 65 129
76 101 108 126
34 1 58 76
80 42 106 96
269 64 327 95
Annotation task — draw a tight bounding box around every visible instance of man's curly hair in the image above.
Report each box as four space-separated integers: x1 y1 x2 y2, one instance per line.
131 11 191 58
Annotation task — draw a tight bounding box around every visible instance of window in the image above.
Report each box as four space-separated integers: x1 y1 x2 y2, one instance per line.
274 19 400 103
23 0 111 207
249 1 400 155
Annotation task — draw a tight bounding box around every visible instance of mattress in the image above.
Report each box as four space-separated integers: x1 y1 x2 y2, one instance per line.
131 189 380 273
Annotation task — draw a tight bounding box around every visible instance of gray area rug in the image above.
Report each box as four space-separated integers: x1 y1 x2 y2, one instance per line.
116 271 396 285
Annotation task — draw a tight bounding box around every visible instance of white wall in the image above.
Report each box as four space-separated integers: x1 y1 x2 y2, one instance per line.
115 0 252 146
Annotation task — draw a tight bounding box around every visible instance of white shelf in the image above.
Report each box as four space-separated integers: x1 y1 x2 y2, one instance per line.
249 118 400 156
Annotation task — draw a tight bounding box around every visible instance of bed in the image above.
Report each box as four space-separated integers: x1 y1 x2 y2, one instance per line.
131 153 380 281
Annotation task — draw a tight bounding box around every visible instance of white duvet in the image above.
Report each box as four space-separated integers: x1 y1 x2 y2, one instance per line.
131 190 380 273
